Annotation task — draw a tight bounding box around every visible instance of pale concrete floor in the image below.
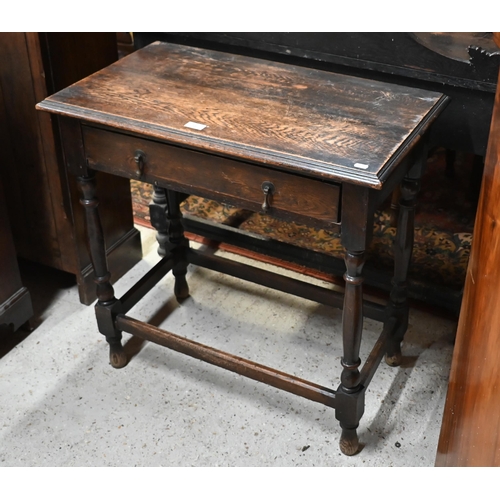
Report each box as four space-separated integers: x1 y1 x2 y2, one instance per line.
0 226 456 466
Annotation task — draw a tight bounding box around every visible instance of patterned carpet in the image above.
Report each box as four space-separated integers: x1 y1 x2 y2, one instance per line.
131 148 479 314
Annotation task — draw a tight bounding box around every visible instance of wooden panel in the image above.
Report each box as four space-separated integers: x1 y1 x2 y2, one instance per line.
0 33 63 268
37 42 448 189
435 38 500 466
83 126 341 228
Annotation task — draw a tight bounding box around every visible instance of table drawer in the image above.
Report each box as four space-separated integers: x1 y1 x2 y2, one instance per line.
83 126 340 229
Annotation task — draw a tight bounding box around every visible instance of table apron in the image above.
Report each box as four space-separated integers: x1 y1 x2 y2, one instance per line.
82 125 341 230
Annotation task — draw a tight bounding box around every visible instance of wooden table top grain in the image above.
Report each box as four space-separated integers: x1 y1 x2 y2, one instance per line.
37 41 448 188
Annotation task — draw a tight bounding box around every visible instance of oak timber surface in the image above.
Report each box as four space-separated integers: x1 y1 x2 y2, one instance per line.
37 42 447 189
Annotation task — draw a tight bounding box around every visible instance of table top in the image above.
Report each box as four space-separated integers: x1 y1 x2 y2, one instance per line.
37 41 448 188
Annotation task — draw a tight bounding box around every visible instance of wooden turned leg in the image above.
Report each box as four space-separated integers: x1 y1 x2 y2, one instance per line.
341 250 364 392
385 173 421 367
149 185 189 301
78 173 126 368
336 249 366 455
149 185 170 257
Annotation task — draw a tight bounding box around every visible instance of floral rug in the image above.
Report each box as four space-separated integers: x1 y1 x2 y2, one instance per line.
131 148 479 314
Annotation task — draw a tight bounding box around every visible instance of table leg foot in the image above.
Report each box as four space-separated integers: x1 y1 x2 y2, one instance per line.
108 338 127 368
174 276 190 301
384 315 407 367
335 385 365 456
339 427 360 456
385 350 402 367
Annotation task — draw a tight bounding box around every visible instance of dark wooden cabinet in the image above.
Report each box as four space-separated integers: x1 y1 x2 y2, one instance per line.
0 33 142 305
0 176 33 332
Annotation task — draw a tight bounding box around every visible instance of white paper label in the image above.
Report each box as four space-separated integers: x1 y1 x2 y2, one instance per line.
184 121 207 131
354 163 369 169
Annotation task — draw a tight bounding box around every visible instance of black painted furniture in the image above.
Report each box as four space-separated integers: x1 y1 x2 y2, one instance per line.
37 42 448 454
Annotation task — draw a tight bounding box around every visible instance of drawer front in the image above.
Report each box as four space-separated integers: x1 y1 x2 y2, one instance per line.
83 126 340 229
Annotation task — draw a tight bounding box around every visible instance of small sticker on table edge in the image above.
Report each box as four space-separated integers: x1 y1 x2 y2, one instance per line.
354 163 369 169
184 121 207 131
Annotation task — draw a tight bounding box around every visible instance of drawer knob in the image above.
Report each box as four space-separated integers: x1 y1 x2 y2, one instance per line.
134 150 146 179
261 181 275 213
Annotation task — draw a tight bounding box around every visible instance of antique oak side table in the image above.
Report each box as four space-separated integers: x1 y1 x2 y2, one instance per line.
37 42 448 455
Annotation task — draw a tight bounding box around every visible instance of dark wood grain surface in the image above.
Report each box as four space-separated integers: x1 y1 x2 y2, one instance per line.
37 42 448 189
435 35 500 466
